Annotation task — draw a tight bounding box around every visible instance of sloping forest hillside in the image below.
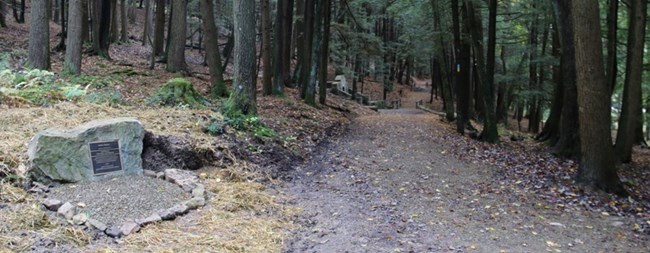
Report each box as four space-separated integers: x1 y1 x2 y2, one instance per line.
1 0 650 252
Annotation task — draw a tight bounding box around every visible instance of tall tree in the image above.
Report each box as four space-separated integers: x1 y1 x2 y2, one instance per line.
318 0 332 105
92 0 112 59
200 0 226 97
110 0 119 42
551 0 580 158
64 0 83 75
120 0 128 42
166 0 187 73
261 0 273 95
454 0 471 135
466 0 498 143
152 0 165 56
605 0 618 93
229 0 257 115
273 0 294 95
299 0 316 100
571 0 624 194
0 1 7 28
615 0 647 163
12 0 25 23
27 0 50 69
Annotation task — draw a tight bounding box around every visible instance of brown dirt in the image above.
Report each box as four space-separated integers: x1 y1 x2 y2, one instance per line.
283 89 650 253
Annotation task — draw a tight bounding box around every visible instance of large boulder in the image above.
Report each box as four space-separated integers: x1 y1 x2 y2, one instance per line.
28 118 145 183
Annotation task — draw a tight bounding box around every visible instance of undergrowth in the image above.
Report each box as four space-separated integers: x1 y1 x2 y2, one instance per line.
146 78 210 108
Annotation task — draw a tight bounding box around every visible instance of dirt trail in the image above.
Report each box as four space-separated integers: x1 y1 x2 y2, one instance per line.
283 95 648 252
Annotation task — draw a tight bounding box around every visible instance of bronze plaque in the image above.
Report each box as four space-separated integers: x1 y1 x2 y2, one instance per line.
89 140 123 175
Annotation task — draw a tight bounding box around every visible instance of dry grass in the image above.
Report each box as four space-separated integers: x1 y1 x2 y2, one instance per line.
0 102 221 177
113 166 299 253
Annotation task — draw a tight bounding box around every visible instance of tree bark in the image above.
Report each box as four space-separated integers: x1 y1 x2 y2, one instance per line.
28 0 50 69
605 0 618 94
299 0 315 100
261 0 273 95
200 0 226 97
152 0 165 56
318 0 331 104
120 0 127 42
615 0 647 163
142 0 151 46
230 0 257 115
64 0 83 75
110 0 119 42
273 0 294 94
92 0 112 59
551 0 580 158
455 0 470 135
0 2 6 28
572 0 625 195
166 0 187 73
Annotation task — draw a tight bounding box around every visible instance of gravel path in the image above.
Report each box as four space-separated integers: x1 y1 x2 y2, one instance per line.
283 111 649 252
48 176 188 226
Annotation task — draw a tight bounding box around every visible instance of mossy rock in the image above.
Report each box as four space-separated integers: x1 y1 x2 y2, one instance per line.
146 78 210 108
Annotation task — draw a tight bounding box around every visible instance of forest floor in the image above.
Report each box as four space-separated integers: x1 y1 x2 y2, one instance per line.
282 101 650 252
2 12 650 253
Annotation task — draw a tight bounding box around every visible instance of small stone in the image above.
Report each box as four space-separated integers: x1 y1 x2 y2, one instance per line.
120 221 140 236
57 202 76 220
72 213 89 225
105 226 122 238
170 204 189 215
156 172 165 179
136 214 162 226
86 219 107 232
185 197 206 210
143 170 157 178
158 209 177 220
42 198 63 211
191 184 205 198
29 182 50 193
164 169 198 191
612 221 625 227
76 202 86 208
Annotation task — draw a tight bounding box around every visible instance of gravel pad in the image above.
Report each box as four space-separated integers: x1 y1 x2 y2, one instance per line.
48 176 188 226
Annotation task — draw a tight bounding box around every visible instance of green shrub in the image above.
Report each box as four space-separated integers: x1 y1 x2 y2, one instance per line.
146 78 210 108
85 88 124 106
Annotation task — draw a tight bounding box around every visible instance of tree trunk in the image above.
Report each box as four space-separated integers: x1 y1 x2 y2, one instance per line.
261 0 273 95
551 0 580 158
81 0 88 42
606 0 618 94
299 0 315 100
431 0 455 121
466 0 498 143
455 1 470 135
306 0 323 106
54 0 68 52
166 0 187 73
142 0 150 46
615 0 647 163
28 0 50 69
496 45 508 125
572 0 625 195
230 0 257 115
92 0 112 59
0 2 6 28
318 0 331 105
200 0 226 97
273 0 294 94
153 0 165 56
64 0 83 75
120 0 127 42
537 28 562 143
292 0 305 61
110 0 119 42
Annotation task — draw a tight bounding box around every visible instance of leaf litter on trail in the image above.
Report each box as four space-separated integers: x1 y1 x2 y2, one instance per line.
428 120 650 234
